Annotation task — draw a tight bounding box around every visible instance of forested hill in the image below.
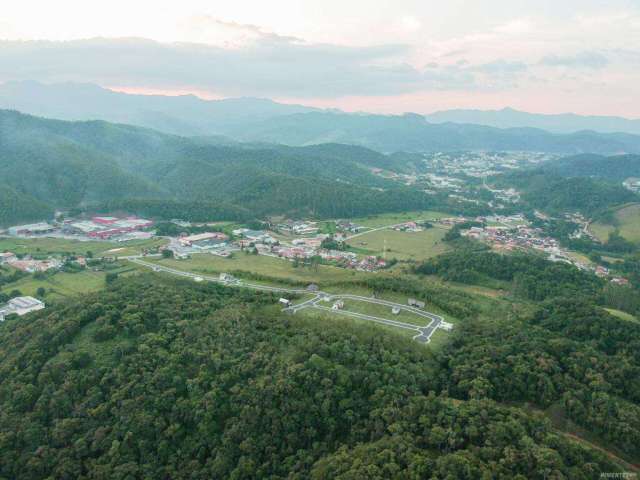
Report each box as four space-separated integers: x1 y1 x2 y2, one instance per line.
0 275 625 478
0 109 430 225
495 171 638 215
544 153 640 180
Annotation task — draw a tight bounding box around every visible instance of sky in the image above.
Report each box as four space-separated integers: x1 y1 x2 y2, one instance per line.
1 0 639 117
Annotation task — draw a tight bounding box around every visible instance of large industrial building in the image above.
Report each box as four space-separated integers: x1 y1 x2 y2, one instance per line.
8 223 55 236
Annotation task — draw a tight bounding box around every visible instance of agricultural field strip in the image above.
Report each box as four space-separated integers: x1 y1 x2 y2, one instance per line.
130 258 444 343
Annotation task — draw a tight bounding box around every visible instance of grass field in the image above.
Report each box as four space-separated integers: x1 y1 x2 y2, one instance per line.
605 308 639 324
0 237 167 257
296 307 417 341
150 253 371 286
340 299 431 327
591 203 640 243
0 263 141 300
346 227 449 261
346 210 449 228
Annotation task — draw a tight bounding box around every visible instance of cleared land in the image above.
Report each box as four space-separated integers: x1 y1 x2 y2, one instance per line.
346 227 449 261
0 237 166 257
339 299 431 327
591 203 640 243
0 264 140 300
347 210 449 228
150 253 371 286
604 308 639 324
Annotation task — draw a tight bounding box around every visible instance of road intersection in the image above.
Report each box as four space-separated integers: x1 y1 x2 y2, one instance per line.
129 257 448 344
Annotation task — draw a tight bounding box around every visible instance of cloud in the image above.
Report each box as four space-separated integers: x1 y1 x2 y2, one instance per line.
0 37 479 98
540 51 609 69
493 18 533 35
470 60 528 74
178 15 300 48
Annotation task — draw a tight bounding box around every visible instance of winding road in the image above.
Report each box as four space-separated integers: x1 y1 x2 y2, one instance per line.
129 257 447 343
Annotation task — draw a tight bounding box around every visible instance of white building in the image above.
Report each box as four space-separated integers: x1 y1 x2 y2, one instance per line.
0 296 45 320
8 223 55 236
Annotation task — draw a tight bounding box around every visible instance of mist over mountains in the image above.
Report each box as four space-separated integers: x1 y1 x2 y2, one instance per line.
2 81 640 154
425 107 640 136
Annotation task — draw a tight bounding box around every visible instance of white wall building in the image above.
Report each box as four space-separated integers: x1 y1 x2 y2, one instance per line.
0 296 45 320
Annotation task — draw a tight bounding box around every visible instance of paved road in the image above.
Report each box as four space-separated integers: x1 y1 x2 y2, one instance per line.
345 221 412 240
130 258 446 343
344 217 447 241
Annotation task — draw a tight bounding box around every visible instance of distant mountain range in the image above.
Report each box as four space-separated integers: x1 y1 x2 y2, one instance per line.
0 80 318 137
2 81 640 155
425 107 640 136
221 112 640 154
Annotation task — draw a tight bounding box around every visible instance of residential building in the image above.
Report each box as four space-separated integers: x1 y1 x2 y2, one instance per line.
0 252 17 264
408 298 426 309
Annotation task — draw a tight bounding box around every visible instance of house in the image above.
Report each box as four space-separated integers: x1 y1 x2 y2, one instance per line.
7 258 61 273
391 307 401 315
0 252 16 264
408 298 425 309
440 321 454 331
332 300 344 310
0 296 45 320
306 283 319 292
279 298 291 307
73 256 87 267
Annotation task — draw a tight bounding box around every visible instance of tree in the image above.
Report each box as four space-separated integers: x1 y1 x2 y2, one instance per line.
36 287 46 298
161 249 174 259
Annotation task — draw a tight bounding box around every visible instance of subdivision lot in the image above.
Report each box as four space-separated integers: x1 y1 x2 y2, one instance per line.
339 298 431 326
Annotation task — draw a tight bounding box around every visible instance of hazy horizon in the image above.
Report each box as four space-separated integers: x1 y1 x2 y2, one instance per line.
1 0 639 117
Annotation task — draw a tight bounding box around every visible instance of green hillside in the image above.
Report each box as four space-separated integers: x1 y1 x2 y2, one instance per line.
0 275 626 478
591 203 640 243
0 110 434 225
497 171 638 215
545 153 640 180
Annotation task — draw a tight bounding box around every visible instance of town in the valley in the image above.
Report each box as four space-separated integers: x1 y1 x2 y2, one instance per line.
0 151 634 329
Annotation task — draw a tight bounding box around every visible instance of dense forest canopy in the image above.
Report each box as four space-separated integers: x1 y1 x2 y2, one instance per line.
494 171 637 216
0 275 627 479
543 153 640 181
